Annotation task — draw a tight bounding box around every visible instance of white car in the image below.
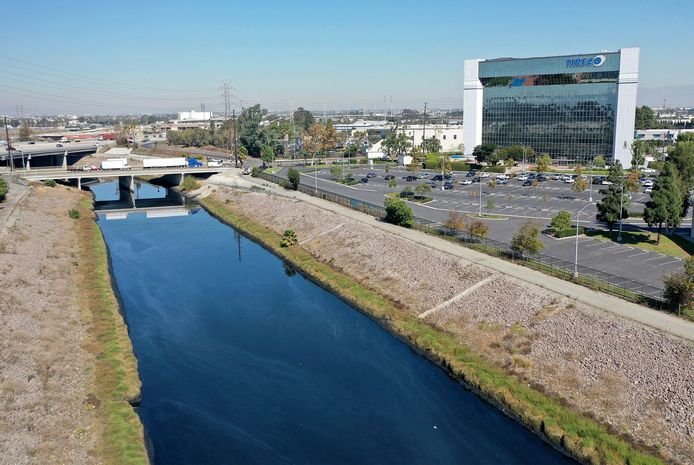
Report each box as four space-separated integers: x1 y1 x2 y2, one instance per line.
478 172 490 178
601 179 612 185
644 187 653 194
208 161 223 167
641 179 654 187
495 174 509 180
460 179 473 185
641 168 657 174
517 174 529 181
563 176 576 183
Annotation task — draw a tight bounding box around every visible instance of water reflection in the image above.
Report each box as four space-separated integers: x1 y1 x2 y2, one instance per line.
90 180 197 220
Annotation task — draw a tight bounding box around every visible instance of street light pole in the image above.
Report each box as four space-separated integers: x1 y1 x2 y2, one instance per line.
478 169 483 216
618 183 624 242
588 161 593 202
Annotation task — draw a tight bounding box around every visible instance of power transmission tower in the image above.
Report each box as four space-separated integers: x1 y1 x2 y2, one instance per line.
223 81 238 167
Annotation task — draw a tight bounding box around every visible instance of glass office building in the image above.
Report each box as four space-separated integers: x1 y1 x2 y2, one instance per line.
463 49 639 166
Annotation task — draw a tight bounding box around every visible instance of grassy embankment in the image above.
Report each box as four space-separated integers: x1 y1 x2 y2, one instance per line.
75 196 148 465
201 194 664 465
586 229 694 259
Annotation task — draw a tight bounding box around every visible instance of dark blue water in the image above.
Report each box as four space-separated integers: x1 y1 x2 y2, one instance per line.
94 184 573 465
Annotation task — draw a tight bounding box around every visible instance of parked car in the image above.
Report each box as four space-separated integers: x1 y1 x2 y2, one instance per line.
56 143 64 147
443 182 453 190
497 178 509 185
384 174 395 180
359 177 369 183
241 167 251 175
465 171 476 177
428 181 437 188
400 190 415 198
517 174 529 181
418 173 429 178
522 180 533 186
644 186 653 194
601 179 612 185
367 171 376 178
478 172 490 178
27 141 35 145
405 175 417 181
592 176 605 185
641 179 654 187
537 175 549 182
431 174 443 181
550 174 562 180
460 179 473 185
641 167 657 174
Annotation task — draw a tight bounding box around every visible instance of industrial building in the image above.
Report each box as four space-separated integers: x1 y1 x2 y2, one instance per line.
463 48 640 166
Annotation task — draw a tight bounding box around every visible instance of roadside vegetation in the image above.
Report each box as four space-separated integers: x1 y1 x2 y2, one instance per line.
586 230 694 259
75 196 147 465
662 256 694 318
0 177 8 201
384 198 414 228
181 175 201 191
201 194 665 465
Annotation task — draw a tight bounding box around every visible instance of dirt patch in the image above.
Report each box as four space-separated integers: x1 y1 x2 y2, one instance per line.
0 185 100 465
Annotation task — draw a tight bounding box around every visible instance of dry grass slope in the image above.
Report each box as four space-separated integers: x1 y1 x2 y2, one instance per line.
201 192 668 465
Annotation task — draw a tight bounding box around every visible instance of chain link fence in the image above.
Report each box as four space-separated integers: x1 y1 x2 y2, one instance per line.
258 171 665 307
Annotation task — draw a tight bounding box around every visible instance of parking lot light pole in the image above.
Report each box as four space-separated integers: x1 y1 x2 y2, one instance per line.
618 183 624 242
574 202 593 279
588 161 593 202
478 169 483 216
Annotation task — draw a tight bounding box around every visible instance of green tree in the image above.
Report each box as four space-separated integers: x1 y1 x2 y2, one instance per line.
630 140 654 169
287 168 300 190
388 179 398 191
407 145 424 173
596 161 629 232
593 155 606 169
571 166 587 193
496 145 534 162
414 182 432 199
485 198 496 213
237 146 248 166
643 162 684 243
635 106 656 130
261 145 274 165
550 210 572 232
472 143 498 165
422 136 442 153
384 198 414 228
535 154 552 174
293 107 315 130
280 229 298 247
511 220 544 256
438 154 452 175
263 120 294 157
330 165 343 179
383 129 412 159
662 256 694 311
0 178 8 202
668 140 694 194
321 120 340 154
238 104 267 158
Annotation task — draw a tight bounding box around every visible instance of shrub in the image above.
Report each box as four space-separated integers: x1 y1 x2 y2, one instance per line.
68 208 80 219
468 219 489 238
251 167 260 177
550 227 585 238
511 220 544 256
287 168 300 190
550 210 572 232
0 178 8 201
663 256 693 311
384 198 414 228
43 179 57 187
279 180 291 189
181 175 201 191
280 229 298 247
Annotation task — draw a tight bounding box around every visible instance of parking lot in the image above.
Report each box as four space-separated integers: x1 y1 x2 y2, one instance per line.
275 164 689 291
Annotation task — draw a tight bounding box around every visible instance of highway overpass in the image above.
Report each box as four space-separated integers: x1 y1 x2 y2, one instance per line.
2 141 102 168
20 166 232 189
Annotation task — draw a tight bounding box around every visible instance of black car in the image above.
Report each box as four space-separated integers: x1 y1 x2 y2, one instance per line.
405 175 417 181
366 172 376 178
443 182 453 190
522 180 533 186
536 175 549 182
431 174 443 181
428 181 437 188
400 190 415 198
466 171 476 177
384 174 395 180
592 176 605 185
359 177 369 183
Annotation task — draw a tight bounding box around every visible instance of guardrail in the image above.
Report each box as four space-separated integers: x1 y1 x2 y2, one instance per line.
258 171 666 307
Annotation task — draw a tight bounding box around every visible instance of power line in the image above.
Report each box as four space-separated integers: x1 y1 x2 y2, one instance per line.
0 53 218 93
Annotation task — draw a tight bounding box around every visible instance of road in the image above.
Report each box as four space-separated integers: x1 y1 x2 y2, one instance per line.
274 164 690 292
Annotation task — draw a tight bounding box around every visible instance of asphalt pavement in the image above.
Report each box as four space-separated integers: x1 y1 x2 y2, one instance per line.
275 164 690 292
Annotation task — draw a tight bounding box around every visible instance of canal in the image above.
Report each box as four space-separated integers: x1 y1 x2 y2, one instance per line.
92 181 573 465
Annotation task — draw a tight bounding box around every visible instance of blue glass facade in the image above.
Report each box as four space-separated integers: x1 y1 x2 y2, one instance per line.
480 53 621 164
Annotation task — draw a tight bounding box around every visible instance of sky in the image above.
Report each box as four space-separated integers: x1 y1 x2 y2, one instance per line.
1 0 693 115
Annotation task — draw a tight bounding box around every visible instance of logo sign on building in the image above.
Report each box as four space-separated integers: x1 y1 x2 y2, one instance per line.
565 55 605 68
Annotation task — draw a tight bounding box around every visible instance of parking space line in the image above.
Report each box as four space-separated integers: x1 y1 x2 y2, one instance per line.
584 241 605 247
642 255 666 262
626 252 650 258
659 259 683 266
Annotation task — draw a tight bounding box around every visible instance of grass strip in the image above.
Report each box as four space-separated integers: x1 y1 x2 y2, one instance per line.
586 229 694 259
201 194 664 465
76 195 148 465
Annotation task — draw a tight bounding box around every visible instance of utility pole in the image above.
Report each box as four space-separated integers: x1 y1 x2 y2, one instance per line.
232 110 238 168
4 117 13 172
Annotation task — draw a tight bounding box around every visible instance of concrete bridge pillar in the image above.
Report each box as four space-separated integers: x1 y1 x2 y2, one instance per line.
119 175 135 192
62 150 68 170
77 177 82 190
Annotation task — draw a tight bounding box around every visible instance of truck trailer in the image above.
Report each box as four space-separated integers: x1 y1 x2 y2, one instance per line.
101 158 130 170
142 157 188 169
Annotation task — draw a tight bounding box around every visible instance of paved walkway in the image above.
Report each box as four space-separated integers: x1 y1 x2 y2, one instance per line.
206 170 694 343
